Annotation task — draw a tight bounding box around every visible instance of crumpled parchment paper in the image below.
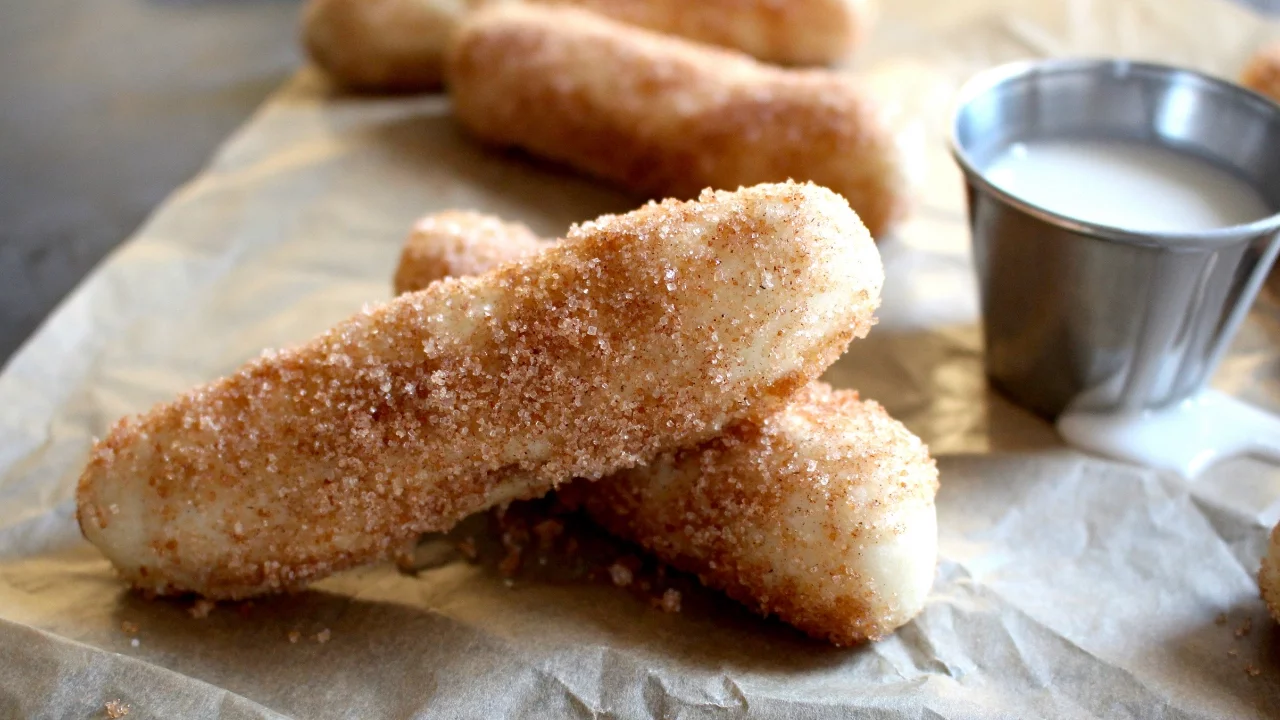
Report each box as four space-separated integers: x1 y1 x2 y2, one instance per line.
3 0 1280 717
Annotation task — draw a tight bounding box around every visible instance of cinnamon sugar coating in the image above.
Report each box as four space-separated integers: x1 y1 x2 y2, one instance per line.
76 182 882 599
447 4 906 238
395 206 936 645
540 0 871 66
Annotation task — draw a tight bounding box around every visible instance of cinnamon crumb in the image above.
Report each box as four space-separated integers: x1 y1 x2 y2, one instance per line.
104 699 130 718
660 588 682 613
287 630 301 644
188 599 215 619
316 628 331 644
456 537 478 561
608 562 633 588
498 547 523 577
120 621 139 635
1246 664 1261 677
1236 618 1253 638
532 519 565 550
1214 612 1228 626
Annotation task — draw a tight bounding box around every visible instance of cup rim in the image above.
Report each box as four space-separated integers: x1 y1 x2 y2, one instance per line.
949 57 1280 248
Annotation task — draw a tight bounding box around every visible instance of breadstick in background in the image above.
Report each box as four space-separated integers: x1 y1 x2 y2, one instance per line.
393 209 937 646
541 0 871 66
303 0 871 93
394 211 544 294
302 0 482 92
1242 43 1280 105
447 4 906 238
77 182 883 600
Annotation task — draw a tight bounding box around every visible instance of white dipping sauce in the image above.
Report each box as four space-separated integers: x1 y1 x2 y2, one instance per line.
1057 391 1280 478
985 138 1269 232
985 138 1278 476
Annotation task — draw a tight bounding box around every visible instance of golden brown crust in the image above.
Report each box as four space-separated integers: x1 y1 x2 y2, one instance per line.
77 182 882 599
1243 43 1280 105
447 4 906 238
395 208 936 645
534 0 870 65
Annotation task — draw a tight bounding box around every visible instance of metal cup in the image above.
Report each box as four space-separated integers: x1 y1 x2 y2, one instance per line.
950 59 1280 419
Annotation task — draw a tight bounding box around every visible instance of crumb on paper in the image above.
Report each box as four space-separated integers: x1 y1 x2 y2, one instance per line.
316 628 331 644
1229 648 1238 657
608 562 634 588
503 578 515 588
130 638 140 648
104 699 130 718
288 630 301 644
188 599 215 619
650 589 680 609
119 621 139 635
532 518 564 550
393 540 419 572
499 547 523 577
1236 618 1253 638
1215 612 1228 626
456 537 478 561
1246 664 1262 677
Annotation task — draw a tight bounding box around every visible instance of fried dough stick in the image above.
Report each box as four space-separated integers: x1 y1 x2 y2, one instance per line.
447 4 906 237
301 0 871 93
77 182 882 599
395 210 937 645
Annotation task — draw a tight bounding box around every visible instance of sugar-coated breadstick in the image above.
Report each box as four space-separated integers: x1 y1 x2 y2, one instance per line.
447 4 906 238
544 0 870 66
1243 43 1280 105
77 182 883 599
302 0 480 93
302 0 870 93
394 210 937 645
576 383 937 645
394 211 544 295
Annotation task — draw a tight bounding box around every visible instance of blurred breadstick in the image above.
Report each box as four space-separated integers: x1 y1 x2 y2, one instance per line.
543 0 871 66
447 4 906 237
394 210 938 645
302 0 482 92
77 182 883 599
394 211 544 294
1243 43 1280 105
303 0 870 94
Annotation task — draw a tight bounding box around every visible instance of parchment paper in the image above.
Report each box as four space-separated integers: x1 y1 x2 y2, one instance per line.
4 0 1280 717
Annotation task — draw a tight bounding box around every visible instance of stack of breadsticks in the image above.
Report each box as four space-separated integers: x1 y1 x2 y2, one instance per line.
77 182 939 646
303 0 906 238
304 0 872 91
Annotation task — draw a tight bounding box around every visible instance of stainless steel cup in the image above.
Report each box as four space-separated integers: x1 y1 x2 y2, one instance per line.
950 59 1280 419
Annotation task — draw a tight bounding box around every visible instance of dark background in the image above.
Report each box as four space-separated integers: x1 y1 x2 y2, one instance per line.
1 0 1277 365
